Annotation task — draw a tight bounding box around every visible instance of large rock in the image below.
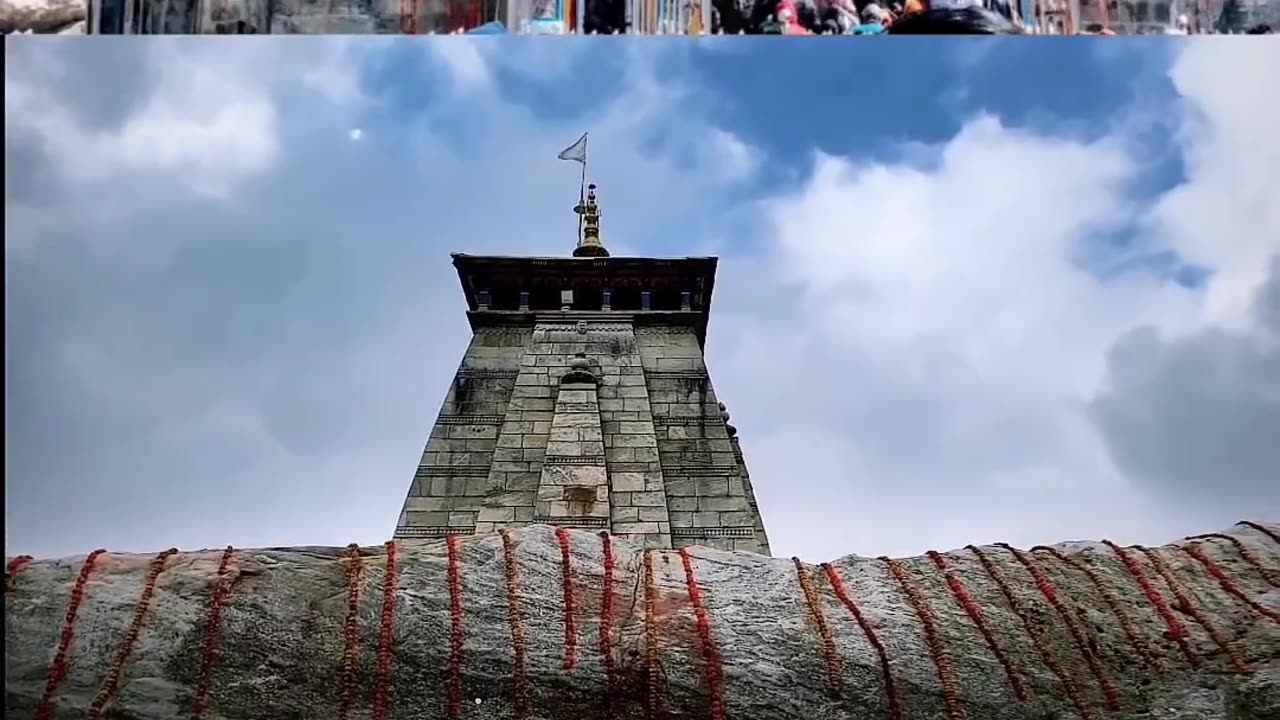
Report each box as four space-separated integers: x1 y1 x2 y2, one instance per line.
6 522 1280 720
0 0 84 33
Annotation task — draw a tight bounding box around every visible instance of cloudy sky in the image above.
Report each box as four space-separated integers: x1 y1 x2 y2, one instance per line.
5 38 1278 563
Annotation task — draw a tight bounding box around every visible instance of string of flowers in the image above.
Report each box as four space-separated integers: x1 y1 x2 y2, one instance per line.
995 543 1122 711
1178 542 1279 623
338 544 366 720
967 545 1096 720
87 548 179 719
820 562 904 720
679 548 727 720
1101 540 1198 667
372 541 400 720
500 531 531 720
926 551 1029 703
883 557 967 720
6 555 33 593
555 527 579 671
446 535 466 720
1137 546 1251 674
35 548 108 720
599 532 620 709
792 557 844 698
192 546 236 720
643 549 663 720
1186 533 1279 588
1031 545 1163 672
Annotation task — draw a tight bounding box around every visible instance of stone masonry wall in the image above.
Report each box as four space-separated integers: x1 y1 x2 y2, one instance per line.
473 320 673 548
634 326 766 554
395 326 531 539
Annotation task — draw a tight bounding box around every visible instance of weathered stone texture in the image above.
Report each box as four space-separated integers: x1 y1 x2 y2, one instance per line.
6 522 1279 720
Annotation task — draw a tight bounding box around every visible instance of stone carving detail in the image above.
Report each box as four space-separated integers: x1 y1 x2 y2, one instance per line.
576 320 588 334
646 371 707 380
670 527 754 538
661 466 739 476
652 417 710 426
414 466 492 478
457 370 520 379
537 322 633 333
435 415 506 425
532 516 610 528
543 455 607 466
392 526 476 537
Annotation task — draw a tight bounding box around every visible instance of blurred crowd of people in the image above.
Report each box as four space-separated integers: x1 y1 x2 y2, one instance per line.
709 0 1013 33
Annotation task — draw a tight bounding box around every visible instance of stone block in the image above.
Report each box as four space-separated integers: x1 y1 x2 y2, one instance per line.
665 479 698 496
403 498 449 514
505 472 541 492
608 448 637 463
532 421 552 434
409 510 449 526
695 478 730 496
614 522 661 535
667 496 698 512
522 434 548 449
619 374 648 386
477 507 516 523
579 427 603 442
611 472 647 492
613 506 639 522
521 411 555 422
668 511 693 526
638 507 670 522
466 438 497 452
630 491 667 507
522 448 545 462
514 506 535 522
557 388 595 404
492 461 531 474
493 448 525 463
541 464 608 487
622 399 651 412
618 421 652 435
720 512 754 527
699 496 745 512
598 399 624 412
496 434 524 449
610 434 657 448
632 448 660 463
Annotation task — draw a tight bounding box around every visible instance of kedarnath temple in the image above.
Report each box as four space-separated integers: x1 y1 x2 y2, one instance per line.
393 184 770 555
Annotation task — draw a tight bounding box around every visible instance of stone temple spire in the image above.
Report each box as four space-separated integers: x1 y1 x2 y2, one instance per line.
573 183 609 258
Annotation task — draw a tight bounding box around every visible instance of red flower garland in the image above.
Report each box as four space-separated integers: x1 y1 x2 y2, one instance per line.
884 557 967 720
500 531 531 720
6 554 33 593
87 548 179 719
35 548 108 720
679 548 727 720
1179 542 1279 623
967 545 1096 720
372 541 400 720
996 543 1122 711
338 544 366 720
599 532 619 708
820 562 904 720
926 551 1029 703
192 546 236 720
1187 532 1279 587
1101 540 1198 667
555 527 579 671
643 549 663 720
446 535 466 720
1031 545 1163 672
1137 546 1251 674
792 558 844 697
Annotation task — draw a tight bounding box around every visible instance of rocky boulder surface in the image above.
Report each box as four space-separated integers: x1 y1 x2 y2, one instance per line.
6 521 1280 720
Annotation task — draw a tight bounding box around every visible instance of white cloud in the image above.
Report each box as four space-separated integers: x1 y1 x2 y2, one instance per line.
349 128 364 140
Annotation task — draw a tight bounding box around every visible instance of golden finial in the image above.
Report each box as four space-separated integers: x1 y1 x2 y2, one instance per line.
573 184 609 258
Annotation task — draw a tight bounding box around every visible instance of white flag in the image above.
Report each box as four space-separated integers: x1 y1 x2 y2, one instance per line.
557 133 587 164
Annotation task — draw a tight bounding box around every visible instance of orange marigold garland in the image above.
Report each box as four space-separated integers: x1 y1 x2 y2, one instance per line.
926 551 1029 703
1187 532 1280 588
821 562 905 720
599 532 620 709
6 554 33 593
446 535 466 720
792 557 844 698
555 527 579 672
884 557 967 720
642 549 664 720
1179 542 1279 623
996 543 1122 711
500 531 531 720
372 541 400 720
967 545 1096 720
192 546 237 720
35 548 108 720
338 544 366 720
87 548 179 720
679 548 727 720
1032 545 1163 672
1238 520 1280 547
1102 540 1198 667
1137 546 1251 674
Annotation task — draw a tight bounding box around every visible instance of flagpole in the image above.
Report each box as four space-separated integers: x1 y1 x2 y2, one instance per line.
578 155 587 244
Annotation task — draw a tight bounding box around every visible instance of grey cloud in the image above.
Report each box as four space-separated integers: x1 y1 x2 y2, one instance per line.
1090 255 1280 519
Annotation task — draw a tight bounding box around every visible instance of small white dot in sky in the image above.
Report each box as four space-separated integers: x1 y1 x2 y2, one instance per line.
348 128 364 141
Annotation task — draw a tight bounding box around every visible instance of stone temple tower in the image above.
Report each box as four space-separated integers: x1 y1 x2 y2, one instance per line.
393 184 770 554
